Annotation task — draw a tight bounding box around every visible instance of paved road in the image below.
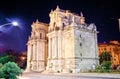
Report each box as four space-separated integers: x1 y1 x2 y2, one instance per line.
18 72 120 79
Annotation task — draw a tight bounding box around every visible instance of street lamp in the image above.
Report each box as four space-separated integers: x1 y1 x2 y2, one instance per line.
12 21 18 26
0 21 18 27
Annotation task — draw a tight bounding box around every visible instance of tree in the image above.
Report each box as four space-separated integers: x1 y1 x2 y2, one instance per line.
0 62 22 79
0 49 27 69
0 63 3 78
99 52 111 64
0 63 3 68
0 55 15 64
0 49 17 57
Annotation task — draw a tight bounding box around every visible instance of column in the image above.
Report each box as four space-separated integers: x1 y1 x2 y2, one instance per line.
54 36 58 58
33 43 36 60
59 31 62 71
26 44 32 71
51 38 53 58
42 42 45 70
51 38 55 58
58 31 62 58
31 45 33 60
55 35 58 71
48 38 51 59
36 41 39 70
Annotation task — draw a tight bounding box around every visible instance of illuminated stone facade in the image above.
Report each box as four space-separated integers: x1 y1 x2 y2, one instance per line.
26 20 48 72
98 40 120 66
26 6 99 73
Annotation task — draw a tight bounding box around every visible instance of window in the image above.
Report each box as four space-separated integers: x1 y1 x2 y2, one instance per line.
114 58 116 61
40 33 42 39
104 48 106 50
81 59 82 61
80 34 81 38
53 22 56 27
63 23 65 27
64 16 67 19
80 53 82 56
110 48 111 50
80 43 82 46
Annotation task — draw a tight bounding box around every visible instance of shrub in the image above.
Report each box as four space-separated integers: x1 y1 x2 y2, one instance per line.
95 61 111 73
95 65 105 72
101 61 111 71
0 62 22 79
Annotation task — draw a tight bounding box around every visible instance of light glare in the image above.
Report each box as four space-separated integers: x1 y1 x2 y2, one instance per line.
12 21 18 26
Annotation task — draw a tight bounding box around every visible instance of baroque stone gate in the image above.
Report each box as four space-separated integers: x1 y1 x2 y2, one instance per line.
26 6 99 73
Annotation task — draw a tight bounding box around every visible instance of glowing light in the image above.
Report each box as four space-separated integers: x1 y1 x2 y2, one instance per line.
0 21 18 27
12 21 18 26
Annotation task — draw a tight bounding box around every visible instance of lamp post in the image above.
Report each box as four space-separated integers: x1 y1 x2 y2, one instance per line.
0 21 18 27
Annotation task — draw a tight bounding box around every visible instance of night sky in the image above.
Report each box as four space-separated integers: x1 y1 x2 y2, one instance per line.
0 0 120 52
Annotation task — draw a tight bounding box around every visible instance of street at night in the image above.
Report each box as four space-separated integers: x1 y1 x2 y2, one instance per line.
0 0 120 79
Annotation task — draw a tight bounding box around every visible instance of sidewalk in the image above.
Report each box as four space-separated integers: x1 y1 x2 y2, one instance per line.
19 72 120 79
55 73 120 78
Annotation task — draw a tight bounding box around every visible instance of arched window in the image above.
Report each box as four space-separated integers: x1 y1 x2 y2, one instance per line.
63 23 65 28
40 33 42 39
53 22 56 27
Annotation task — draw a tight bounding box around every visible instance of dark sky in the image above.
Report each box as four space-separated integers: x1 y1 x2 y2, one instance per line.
0 0 120 52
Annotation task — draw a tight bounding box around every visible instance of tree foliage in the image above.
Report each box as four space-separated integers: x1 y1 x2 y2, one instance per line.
99 52 111 64
0 55 15 64
0 62 22 79
101 61 111 70
95 61 111 72
0 63 3 68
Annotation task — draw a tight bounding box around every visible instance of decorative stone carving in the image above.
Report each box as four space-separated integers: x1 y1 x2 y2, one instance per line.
26 6 99 73
46 6 99 73
26 20 48 72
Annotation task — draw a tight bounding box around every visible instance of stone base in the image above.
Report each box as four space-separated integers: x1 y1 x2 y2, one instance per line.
24 68 31 72
62 69 72 73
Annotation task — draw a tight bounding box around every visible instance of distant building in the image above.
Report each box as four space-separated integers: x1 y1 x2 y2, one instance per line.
98 40 120 66
26 6 99 73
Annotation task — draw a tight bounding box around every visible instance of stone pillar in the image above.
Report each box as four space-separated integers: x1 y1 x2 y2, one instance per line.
33 43 36 60
59 31 62 58
31 42 37 71
43 42 45 70
54 36 58 58
59 31 63 72
48 38 51 59
26 44 32 72
47 38 52 71
36 41 39 71
54 35 58 72
51 38 54 58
